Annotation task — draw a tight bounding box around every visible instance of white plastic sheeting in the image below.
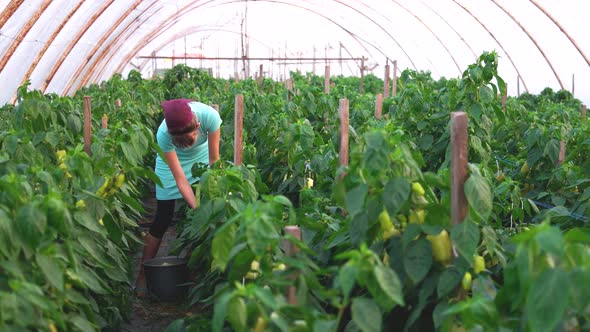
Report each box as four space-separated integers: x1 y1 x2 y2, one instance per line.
0 0 588 105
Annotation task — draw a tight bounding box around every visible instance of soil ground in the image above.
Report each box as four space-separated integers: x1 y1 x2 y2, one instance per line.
120 195 190 332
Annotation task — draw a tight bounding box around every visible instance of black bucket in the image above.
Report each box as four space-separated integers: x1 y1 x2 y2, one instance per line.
143 256 189 302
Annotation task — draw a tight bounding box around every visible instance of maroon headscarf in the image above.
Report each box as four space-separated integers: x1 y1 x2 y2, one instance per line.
161 98 195 130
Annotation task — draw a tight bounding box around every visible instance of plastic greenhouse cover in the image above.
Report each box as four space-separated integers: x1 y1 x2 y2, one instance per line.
0 0 588 106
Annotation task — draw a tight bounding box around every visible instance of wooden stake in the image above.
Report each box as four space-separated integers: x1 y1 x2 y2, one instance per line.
384 63 390 98
324 65 330 94
101 115 108 129
558 141 566 165
115 98 121 108
258 64 263 93
212 104 220 113
391 60 398 97
286 78 293 101
501 84 508 110
234 72 239 82
83 96 92 156
572 73 575 96
450 112 468 226
375 93 383 119
517 76 520 97
582 104 586 119
359 57 365 95
283 225 301 305
234 95 244 165
152 51 157 79
339 99 349 167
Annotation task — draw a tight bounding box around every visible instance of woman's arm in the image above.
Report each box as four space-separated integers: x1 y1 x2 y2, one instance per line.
164 150 197 209
208 128 221 166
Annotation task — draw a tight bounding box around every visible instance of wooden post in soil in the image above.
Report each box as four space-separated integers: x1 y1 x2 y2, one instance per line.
211 104 220 113
234 95 244 165
286 78 293 101
558 141 566 165
383 62 390 98
450 113 469 300
225 81 229 92
375 93 383 120
339 99 350 168
234 72 240 83
115 98 121 108
450 112 468 227
582 104 587 119
391 60 398 97
83 96 92 156
359 57 365 95
283 225 301 305
324 65 330 94
258 64 263 93
152 51 157 79
501 84 508 110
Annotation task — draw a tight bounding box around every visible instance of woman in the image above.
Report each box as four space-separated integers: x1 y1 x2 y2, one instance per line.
135 98 222 292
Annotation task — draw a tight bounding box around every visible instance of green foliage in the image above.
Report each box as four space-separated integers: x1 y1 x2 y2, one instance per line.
444 222 590 331
0 75 161 330
4 49 589 331
164 51 589 331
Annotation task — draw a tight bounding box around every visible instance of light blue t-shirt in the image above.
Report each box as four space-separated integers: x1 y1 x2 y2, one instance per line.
155 102 222 200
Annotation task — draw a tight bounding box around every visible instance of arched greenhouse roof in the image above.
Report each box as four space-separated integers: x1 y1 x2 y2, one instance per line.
0 0 588 105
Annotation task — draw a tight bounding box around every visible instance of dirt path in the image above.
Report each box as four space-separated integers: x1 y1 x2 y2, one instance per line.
120 195 189 332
